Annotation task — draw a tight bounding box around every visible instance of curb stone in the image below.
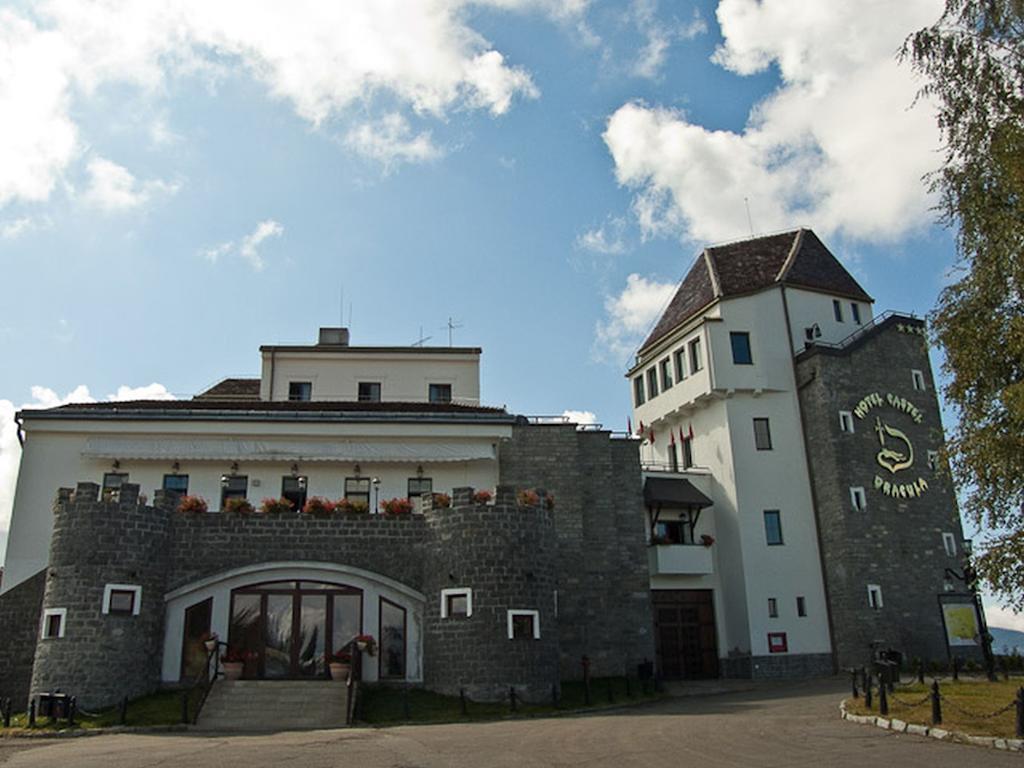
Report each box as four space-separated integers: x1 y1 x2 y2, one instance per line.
889 719 907 733
1 724 190 739
906 724 929 737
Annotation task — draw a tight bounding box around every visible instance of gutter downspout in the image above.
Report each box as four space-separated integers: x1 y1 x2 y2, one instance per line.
780 283 839 675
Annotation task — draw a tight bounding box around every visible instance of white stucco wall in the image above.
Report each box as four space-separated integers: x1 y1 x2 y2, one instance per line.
785 287 874 351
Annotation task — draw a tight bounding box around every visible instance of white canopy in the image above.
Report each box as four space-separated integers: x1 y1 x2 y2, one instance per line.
82 437 496 463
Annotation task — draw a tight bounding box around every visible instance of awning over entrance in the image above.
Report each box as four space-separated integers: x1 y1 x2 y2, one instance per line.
82 437 496 463
643 477 713 509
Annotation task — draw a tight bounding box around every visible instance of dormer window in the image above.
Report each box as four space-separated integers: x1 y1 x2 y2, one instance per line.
851 303 862 324
833 299 844 322
428 383 452 403
288 381 312 401
358 382 381 402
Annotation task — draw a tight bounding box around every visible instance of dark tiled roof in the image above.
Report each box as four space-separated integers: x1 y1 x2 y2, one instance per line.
640 229 871 354
194 378 261 400
35 399 509 416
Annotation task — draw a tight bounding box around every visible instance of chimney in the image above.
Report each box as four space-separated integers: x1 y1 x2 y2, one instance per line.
317 327 350 346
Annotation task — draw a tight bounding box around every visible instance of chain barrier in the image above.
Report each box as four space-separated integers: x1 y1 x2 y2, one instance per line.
938 694 1018 721
889 692 932 708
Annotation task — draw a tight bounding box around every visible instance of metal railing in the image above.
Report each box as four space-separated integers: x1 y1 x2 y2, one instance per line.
182 641 222 725
803 310 920 352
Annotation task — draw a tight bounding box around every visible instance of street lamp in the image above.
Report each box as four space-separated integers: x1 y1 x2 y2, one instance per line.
944 566 996 681
372 477 381 514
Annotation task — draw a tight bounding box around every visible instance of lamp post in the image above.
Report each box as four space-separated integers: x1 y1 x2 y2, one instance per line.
944 566 996 681
372 477 381 514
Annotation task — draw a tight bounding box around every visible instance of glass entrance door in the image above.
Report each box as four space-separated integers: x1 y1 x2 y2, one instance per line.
229 581 362 679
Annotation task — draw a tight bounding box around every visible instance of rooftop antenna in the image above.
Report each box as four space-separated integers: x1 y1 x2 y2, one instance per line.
744 197 755 237
412 326 433 347
442 317 463 347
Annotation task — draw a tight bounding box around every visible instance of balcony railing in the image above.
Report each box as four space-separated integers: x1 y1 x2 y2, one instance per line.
648 544 714 576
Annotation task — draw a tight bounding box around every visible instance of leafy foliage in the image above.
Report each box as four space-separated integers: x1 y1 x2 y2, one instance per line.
903 1 1024 607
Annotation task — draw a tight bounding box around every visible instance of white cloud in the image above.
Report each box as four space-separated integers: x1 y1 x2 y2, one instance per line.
594 272 677 362
0 215 51 239
576 216 628 255
0 383 176 566
630 1 707 80
561 409 597 425
344 113 443 170
604 0 944 244
82 156 178 212
0 0 581 201
986 602 1024 634
201 218 284 271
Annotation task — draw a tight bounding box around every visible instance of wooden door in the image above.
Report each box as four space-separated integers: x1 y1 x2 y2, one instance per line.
652 590 719 679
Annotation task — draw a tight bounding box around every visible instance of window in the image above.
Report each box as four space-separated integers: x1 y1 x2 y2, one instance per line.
162 474 189 495
688 338 703 372
282 476 308 511
646 368 659 399
674 348 687 381
102 584 142 616
507 609 541 640
634 376 646 407
730 332 753 365
796 596 807 617
41 608 66 639
102 472 128 499
851 303 862 324
833 299 844 322
219 476 248 508
850 486 866 511
911 369 925 391
753 418 772 450
867 584 883 609
767 632 788 653
942 532 956 557
805 326 815 342
763 510 783 545
345 477 370 505
440 588 473 619
288 381 312 401
838 411 855 434
429 383 452 403
927 450 939 471
668 442 679 472
767 598 778 618
653 511 696 545
682 438 693 469
379 598 407 679
659 357 673 390
408 477 433 499
358 381 381 402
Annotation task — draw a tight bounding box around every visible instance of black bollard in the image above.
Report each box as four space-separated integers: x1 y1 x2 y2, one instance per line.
886 664 895 694
181 691 190 724
1016 687 1024 739
850 668 859 699
930 680 942 725
952 657 960 681
28 699 35 728
460 688 468 716
878 679 888 716
509 686 518 713
67 697 76 727
119 695 128 725
917 660 925 685
865 673 873 710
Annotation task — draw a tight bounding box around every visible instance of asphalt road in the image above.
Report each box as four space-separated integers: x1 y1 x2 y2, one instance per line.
1 678 1018 767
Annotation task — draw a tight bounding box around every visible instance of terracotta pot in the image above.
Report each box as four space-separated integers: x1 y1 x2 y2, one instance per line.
203 639 218 653
329 662 351 682
222 661 244 681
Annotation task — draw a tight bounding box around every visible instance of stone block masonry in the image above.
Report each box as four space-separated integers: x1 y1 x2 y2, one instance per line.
0 568 47 709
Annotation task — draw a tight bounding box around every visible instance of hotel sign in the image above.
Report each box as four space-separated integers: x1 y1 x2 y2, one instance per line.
853 391 929 498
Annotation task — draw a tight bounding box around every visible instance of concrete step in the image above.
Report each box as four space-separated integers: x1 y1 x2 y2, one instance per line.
197 680 349 731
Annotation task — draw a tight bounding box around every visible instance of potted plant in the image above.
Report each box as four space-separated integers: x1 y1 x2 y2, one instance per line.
348 500 369 514
177 495 209 515
259 497 293 515
432 492 452 508
700 534 715 548
302 496 335 516
201 631 219 653
517 489 540 507
472 489 493 504
354 634 377 655
223 497 254 515
380 497 413 515
328 650 352 682
221 648 247 680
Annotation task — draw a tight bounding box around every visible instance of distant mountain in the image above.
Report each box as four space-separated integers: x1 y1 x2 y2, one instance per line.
990 627 1024 655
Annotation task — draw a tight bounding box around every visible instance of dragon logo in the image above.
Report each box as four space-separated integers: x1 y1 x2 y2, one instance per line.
875 417 914 474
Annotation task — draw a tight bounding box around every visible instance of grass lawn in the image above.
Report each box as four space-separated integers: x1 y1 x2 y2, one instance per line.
358 677 664 725
845 679 1023 739
3 689 191 733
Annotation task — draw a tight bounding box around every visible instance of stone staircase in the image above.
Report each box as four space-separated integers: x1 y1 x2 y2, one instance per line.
196 680 350 732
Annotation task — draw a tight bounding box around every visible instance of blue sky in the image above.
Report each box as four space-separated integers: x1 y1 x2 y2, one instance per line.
2 0 1012 627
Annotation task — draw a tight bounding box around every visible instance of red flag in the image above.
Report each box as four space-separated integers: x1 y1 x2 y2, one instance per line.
679 426 686 444
649 428 655 445
669 429 676 446
639 420 645 436
688 423 695 440
627 416 632 435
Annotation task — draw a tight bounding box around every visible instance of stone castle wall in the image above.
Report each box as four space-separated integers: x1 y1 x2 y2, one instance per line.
0 568 47 709
796 316 979 669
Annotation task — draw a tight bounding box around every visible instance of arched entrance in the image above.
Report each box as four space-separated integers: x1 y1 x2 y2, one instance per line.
228 580 362 679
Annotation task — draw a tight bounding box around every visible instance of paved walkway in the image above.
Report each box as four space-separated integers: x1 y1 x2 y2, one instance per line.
1 678 1019 767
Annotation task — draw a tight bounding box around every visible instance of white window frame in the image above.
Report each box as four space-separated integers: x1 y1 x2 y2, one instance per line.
767 597 778 618
506 609 541 640
440 587 473 619
838 411 855 433
942 532 956 557
41 608 67 639
867 584 883 609
911 369 925 391
102 583 142 616
850 486 866 511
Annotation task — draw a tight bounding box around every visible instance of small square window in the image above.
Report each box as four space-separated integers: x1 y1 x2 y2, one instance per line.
768 598 778 618
102 472 128 500
763 510 783 545
867 584 883 609
633 375 646 407
851 303 862 324
767 632 788 653
674 348 687 381
753 418 772 450
163 474 189 495
659 357 673 390
408 477 433 498
103 584 142 616
41 609 66 639
282 476 308 511
942 532 956 557
646 368 659 399
911 369 925 391
838 411 854 434
108 590 136 614
358 382 382 402
288 381 312 401
507 610 540 640
850 487 866 511
345 477 370 504
429 383 452 403
220 475 248 508
441 588 473 619
796 596 807 617
927 450 939 471
689 338 703 372
730 332 753 365
833 299 844 322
